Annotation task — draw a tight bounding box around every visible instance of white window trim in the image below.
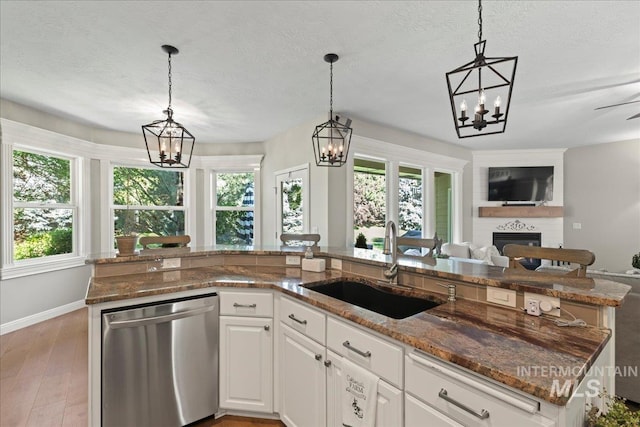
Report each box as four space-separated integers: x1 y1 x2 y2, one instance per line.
1 121 89 279
347 135 467 248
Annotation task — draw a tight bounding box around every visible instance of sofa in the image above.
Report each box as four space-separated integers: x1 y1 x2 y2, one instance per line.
441 242 509 267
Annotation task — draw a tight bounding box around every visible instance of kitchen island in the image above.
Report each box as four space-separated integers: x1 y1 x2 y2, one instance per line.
85 246 630 426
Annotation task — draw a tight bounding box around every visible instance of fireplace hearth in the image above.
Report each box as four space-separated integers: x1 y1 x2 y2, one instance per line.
493 232 542 270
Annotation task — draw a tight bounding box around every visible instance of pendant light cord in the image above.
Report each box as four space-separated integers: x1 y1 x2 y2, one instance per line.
477 0 483 43
167 52 173 110
329 60 333 118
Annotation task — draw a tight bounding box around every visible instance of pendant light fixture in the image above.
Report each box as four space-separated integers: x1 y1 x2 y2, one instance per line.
445 0 518 138
142 45 195 168
312 53 353 167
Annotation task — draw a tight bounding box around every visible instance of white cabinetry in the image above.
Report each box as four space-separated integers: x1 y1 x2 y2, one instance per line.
279 297 404 427
219 291 273 413
280 324 326 427
326 349 403 427
405 351 555 427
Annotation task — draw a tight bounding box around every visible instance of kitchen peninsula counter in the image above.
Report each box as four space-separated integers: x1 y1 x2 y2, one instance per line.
85 247 630 406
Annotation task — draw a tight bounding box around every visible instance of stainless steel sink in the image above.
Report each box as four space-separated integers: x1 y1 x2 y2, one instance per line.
304 280 442 319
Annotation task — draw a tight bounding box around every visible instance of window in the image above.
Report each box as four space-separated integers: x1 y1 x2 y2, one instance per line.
112 166 185 247
399 165 423 236
434 172 453 243
12 149 76 261
214 172 255 245
353 158 387 250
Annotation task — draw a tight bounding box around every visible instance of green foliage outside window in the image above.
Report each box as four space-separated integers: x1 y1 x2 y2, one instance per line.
113 167 185 239
216 173 254 245
13 150 73 260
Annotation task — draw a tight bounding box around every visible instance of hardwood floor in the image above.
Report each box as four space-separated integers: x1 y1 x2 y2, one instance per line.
0 309 284 427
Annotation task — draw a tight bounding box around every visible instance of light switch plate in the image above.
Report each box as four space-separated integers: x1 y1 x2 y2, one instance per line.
162 258 181 269
486 288 516 307
285 256 301 266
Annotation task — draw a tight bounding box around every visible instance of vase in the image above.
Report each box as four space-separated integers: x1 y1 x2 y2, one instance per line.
116 235 138 256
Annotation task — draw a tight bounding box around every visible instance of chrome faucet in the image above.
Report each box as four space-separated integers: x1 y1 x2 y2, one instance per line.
382 220 398 284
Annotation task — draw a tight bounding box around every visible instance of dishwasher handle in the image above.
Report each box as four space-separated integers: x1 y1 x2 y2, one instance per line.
106 305 215 329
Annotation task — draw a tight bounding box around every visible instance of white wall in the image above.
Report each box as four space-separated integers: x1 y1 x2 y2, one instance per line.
0 265 91 326
261 115 332 246
472 150 566 248
564 139 640 272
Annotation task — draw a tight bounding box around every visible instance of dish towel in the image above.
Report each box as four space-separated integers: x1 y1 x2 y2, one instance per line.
341 357 379 427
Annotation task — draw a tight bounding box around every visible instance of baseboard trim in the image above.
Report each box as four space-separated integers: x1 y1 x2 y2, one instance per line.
0 299 86 335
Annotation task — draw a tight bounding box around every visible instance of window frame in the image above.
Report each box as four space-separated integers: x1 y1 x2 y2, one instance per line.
212 170 257 246
347 135 466 248
1 120 88 279
107 161 190 250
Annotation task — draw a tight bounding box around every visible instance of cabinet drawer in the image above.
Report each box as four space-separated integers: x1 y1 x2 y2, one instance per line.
327 317 403 388
405 352 555 427
280 297 326 344
220 291 273 317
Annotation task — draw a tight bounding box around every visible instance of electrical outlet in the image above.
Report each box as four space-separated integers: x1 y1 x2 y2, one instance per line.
524 292 560 317
526 299 541 316
285 256 301 266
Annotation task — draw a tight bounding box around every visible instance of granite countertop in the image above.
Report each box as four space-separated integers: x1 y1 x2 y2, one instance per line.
86 264 612 406
86 245 631 307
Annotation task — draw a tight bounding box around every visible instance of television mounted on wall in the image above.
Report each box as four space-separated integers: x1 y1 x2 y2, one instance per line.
488 166 554 202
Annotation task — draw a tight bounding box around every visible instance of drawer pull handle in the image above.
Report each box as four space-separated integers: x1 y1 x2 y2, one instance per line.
315 354 322 361
343 340 371 358
233 303 257 308
288 314 307 325
264 325 270 331
438 388 490 420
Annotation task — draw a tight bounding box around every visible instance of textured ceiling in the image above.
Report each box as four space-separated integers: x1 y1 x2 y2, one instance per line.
1 1 639 150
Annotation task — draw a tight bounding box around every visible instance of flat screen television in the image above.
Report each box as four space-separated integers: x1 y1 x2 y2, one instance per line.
488 166 554 202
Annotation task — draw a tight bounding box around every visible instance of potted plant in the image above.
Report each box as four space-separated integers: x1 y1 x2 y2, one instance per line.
586 390 640 426
355 232 368 249
115 209 138 256
632 252 640 269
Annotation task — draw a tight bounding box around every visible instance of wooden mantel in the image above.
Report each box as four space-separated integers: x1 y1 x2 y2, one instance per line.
478 206 564 218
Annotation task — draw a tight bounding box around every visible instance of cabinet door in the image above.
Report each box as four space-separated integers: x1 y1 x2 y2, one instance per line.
405 393 464 427
280 324 326 427
326 350 402 427
219 316 273 413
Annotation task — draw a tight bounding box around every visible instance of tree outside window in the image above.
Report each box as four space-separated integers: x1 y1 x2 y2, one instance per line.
215 172 255 245
353 158 386 250
112 166 185 247
13 150 74 260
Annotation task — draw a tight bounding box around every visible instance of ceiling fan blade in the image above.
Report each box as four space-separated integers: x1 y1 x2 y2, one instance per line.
595 100 640 110
626 113 640 120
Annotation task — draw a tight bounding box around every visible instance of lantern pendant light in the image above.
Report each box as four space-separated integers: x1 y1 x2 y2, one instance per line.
142 45 195 168
312 53 353 167
445 0 518 138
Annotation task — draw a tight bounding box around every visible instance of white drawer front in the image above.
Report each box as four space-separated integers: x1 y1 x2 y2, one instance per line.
405 352 555 427
220 291 273 317
405 393 464 427
280 297 326 344
327 317 403 388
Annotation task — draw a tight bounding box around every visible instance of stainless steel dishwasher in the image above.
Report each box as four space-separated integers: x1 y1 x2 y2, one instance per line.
102 293 219 427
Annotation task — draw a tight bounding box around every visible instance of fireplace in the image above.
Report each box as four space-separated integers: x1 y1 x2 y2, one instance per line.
493 232 542 270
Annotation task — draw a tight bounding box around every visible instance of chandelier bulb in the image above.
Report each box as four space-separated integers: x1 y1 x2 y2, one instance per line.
479 90 486 105
494 96 502 107
460 99 467 112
